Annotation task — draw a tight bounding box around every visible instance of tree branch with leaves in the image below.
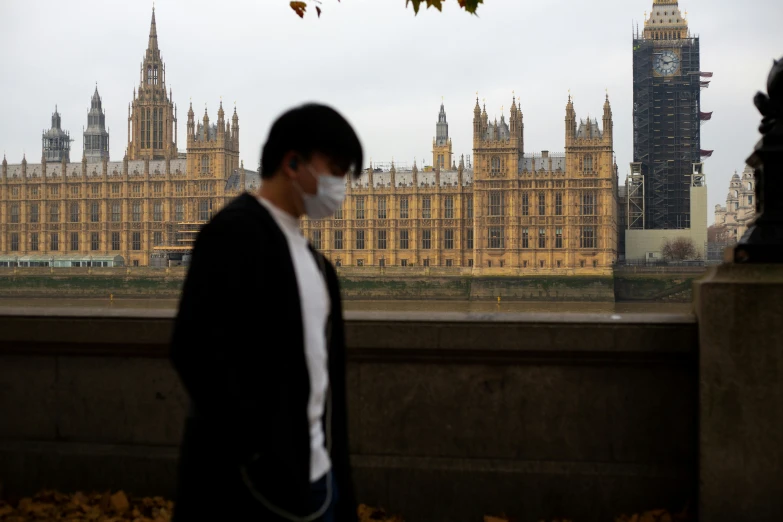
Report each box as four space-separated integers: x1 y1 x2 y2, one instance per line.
289 0 483 18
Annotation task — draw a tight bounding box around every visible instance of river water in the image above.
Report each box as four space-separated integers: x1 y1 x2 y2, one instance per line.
0 298 692 314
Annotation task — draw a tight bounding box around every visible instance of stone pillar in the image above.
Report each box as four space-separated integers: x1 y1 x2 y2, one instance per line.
695 264 783 521
696 57 783 522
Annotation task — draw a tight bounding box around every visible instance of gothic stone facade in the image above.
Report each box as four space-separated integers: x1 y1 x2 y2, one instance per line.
713 165 756 243
2 9 617 273
0 9 254 267
302 96 619 274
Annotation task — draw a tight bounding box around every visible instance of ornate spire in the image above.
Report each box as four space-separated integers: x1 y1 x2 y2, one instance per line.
435 100 448 146
85 83 110 161
129 4 175 160
92 83 101 107
148 7 158 52
43 106 72 162
438 100 447 123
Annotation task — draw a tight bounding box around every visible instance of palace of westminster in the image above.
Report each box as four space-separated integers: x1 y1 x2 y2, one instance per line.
0 8 620 273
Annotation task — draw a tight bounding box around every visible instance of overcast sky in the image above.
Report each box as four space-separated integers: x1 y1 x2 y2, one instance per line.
1 0 780 219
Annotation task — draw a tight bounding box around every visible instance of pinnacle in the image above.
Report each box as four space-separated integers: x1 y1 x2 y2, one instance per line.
150 7 157 38
147 7 159 51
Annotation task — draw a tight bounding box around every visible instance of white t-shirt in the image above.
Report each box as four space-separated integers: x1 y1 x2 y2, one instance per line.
257 196 331 483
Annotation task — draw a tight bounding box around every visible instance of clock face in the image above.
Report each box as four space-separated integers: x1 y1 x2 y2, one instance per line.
653 50 680 76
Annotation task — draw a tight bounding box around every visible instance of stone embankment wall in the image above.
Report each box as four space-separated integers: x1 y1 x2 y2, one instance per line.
0 266 706 302
613 266 707 302
0 309 698 522
0 268 185 299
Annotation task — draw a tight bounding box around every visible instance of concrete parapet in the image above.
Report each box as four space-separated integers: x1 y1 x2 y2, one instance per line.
0 309 697 521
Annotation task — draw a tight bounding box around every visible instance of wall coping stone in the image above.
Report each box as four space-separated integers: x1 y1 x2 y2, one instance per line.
0 308 697 365
0 307 696 324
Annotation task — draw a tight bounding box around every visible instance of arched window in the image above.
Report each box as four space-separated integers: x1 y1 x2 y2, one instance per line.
201 154 209 176
748 182 753 190
490 156 501 176
147 65 153 85
584 154 593 172
199 200 212 221
152 108 159 150
153 65 159 85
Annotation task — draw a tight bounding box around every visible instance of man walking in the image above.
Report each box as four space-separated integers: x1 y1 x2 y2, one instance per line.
170 103 363 522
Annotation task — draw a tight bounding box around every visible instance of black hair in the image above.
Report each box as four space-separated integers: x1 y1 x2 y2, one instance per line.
260 103 363 179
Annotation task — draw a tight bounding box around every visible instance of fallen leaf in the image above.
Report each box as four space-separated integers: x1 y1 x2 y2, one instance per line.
110 490 130 513
99 490 112 513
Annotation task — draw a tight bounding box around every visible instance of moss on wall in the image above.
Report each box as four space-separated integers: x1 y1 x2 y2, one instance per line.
613 272 704 302
0 273 184 298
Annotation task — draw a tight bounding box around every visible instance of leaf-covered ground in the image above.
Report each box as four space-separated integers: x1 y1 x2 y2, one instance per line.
0 489 688 522
0 490 171 522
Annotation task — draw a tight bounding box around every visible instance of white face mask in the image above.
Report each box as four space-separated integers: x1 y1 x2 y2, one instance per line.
300 169 347 219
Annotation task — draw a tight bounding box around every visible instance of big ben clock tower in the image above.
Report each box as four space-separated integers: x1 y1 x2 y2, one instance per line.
632 0 702 230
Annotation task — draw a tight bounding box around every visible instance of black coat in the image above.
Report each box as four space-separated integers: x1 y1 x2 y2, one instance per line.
170 192 356 522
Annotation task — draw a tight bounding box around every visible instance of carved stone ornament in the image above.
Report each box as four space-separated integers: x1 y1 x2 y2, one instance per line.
734 56 783 263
